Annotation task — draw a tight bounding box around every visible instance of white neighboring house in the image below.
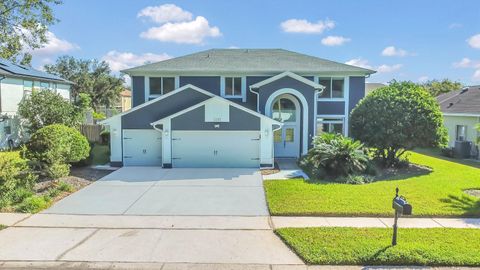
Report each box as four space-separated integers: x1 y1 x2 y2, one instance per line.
437 86 480 149
0 58 72 149
365 82 387 96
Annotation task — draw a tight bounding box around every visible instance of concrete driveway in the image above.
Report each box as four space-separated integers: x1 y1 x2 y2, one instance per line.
44 167 269 216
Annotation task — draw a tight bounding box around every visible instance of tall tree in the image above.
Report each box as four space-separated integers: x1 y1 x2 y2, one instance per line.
44 56 124 110
0 0 62 64
420 79 463 97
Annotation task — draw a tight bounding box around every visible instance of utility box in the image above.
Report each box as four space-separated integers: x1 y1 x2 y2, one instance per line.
454 141 472 159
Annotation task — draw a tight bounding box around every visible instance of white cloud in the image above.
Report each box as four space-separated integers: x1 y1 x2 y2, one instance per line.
449 23 462 29
377 64 403 73
30 31 78 56
418 76 429 83
321 36 351 46
473 69 480 81
280 19 334 34
467 34 480 49
101 50 172 72
137 4 192 23
345 58 373 69
346 58 402 73
381 46 409 57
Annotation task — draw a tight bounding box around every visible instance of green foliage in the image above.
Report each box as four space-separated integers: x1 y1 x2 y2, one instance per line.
350 81 448 167
264 151 480 217
15 195 50 213
56 181 74 192
92 111 106 120
25 124 90 178
299 133 369 179
476 124 480 144
277 227 480 266
420 79 463 97
343 174 375 185
44 56 124 109
0 151 36 208
18 90 83 133
0 0 62 64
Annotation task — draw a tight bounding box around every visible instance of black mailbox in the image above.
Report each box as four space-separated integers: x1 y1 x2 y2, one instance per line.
392 196 412 215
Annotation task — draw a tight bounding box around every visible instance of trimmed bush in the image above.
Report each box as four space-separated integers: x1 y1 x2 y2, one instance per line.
0 152 36 208
299 133 370 180
350 81 448 167
25 124 90 178
16 195 50 213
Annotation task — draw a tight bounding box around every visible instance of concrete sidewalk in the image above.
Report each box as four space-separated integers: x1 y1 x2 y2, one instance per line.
272 216 480 229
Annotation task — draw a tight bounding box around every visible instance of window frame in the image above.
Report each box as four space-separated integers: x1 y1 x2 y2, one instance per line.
456 125 467 141
316 77 346 100
147 76 179 99
315 117 345 136
23 80 33 97
221 76 246 101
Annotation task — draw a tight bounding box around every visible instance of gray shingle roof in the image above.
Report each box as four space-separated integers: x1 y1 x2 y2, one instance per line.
0 58 72 83
122 49 376 75
437 86 480 115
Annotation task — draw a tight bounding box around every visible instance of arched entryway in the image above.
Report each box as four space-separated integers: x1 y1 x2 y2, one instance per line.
265 88 309 157
271 94 300 157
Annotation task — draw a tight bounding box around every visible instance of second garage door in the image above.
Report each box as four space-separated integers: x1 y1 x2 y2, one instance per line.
171 131 260 168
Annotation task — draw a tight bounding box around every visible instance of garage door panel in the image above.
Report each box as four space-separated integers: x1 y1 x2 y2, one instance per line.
172 131 260 168
123 129 162 166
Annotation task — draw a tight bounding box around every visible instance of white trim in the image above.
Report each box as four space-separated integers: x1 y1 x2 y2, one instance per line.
344 76 350 136
250 71 325 90
315 76 346 99
151 95 282 126
220 76 246 100
317 114 346 118
443 113 480 117
124 70 373 77
147 76 179 99
317 98 345 102
144 76 149 103
99 84 216 124
265 88 309 155
316 116 346 136
313 90 318 137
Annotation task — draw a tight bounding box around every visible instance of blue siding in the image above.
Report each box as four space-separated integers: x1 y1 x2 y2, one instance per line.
348 76 365 114
179 76 220 96
317 101 345 115
132 76 145 107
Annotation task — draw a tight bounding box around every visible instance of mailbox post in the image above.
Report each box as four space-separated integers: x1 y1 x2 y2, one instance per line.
391 187 412 246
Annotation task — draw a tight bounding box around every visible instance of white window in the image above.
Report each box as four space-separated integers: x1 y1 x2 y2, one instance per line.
23 80 33 97
456 125 467 141
316 117 344 135
221 76 245 100
318 77 345 99
149 77 176 96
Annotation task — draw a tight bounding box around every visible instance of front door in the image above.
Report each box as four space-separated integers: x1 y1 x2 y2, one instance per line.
272 95 300 158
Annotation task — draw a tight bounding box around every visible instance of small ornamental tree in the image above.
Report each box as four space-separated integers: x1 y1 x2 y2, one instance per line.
18 90 84 133
350 81 448 167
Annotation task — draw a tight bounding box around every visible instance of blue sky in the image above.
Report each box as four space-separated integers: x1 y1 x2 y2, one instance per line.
30 0 480 85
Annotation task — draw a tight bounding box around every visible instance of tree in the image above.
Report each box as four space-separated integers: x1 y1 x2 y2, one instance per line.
44 56 124 110
18 90 84 133
0 0 62 64
350 81 448 167
420 79 463 97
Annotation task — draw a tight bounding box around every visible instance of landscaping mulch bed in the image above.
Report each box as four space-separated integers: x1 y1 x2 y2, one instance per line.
374 163 432 181
465 189 480 198
260 162 280 175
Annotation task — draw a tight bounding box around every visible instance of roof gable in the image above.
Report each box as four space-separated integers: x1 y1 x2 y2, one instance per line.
122 49 376 75
249 71 325 90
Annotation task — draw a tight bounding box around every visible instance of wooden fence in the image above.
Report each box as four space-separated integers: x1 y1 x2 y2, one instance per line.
79 124 103 143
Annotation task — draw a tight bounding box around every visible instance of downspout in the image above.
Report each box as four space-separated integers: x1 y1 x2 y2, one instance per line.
249 86 260 112
0 76 5 114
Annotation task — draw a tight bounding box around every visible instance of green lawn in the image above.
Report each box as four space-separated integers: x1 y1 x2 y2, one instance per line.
277 227 480 266
264 151 480 217
0 225 5 230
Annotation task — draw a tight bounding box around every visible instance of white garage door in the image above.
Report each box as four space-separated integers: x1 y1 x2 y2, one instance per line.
123 129 162 166
172 131 260 168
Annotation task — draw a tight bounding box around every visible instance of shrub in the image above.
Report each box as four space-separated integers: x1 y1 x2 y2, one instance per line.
350 81 448 167
25 124 90 178
0 152 36 208
18 90 85 133
299 133 370 179
343 174 375 185
16 195 50 213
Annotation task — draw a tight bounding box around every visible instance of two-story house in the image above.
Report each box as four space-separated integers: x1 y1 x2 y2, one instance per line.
101 49 375 168
0 58 72 149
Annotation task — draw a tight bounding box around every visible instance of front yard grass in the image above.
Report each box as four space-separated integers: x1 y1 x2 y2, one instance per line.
276 227 480 266
264 151 480 217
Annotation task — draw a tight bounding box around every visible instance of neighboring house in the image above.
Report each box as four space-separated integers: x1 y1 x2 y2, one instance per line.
365 82 386 96
437 86 480 147
101 49 375 168
0 58 72 149
115 90 132 112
